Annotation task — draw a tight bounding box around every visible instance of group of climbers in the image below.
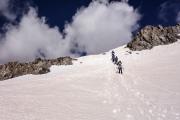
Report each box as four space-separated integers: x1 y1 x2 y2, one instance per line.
111 51 123 74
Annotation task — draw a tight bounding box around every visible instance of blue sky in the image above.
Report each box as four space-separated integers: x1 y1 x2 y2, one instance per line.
0 0 180 63
0 0 180 29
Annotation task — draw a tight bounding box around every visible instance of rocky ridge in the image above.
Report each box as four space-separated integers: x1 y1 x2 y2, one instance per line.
0 57 74 81
127 24 180 51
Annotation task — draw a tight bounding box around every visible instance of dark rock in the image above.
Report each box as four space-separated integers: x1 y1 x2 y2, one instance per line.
33 66 50 75
0 57 74 81
127 24 180 51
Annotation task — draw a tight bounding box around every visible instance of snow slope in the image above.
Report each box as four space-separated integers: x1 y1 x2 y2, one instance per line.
0 41 180 120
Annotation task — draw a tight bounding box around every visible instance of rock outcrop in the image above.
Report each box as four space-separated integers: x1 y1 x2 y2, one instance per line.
0 57 74 81
127 24 180 51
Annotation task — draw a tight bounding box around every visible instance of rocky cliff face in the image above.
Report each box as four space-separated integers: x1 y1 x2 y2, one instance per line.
0 57 74 81
127 24 180 51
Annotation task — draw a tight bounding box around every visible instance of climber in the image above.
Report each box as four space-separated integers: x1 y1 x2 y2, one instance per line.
111 51 115 62
117 60 122 66
114 56 118 64
118 62 123 74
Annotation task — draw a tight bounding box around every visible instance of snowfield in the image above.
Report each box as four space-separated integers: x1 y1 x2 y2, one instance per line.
0 41 180 120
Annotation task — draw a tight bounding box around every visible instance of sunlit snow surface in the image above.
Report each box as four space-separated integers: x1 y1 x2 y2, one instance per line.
0 41 180 120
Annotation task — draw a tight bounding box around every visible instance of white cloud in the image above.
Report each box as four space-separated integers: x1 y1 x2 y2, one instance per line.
0 0 9 12
158 0 180 23
0 0 16 20
0 0 140 63
65 1 140 55
177 12 180 23
0 8 70 63
121 0 129 3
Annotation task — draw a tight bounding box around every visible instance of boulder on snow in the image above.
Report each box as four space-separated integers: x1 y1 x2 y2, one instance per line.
127 24 180 51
